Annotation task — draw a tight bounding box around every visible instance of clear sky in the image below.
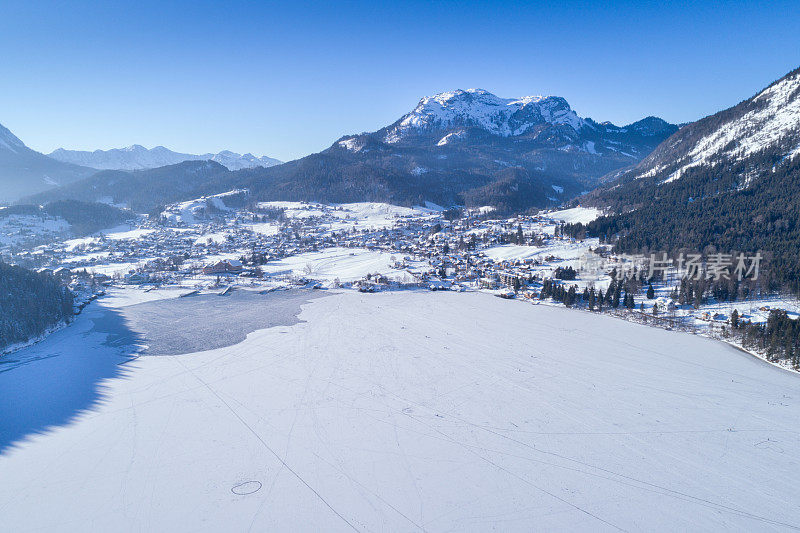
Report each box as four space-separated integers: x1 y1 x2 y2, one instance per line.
0 0 797 161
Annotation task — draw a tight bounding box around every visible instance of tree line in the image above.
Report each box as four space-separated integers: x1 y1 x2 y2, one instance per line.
0 262 74 352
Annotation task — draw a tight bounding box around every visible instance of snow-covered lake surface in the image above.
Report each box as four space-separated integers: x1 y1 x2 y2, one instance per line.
1 290 799 531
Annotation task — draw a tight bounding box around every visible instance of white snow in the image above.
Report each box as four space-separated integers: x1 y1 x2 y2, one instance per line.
194 231 230 245
337 137 365 152
245 222 280 236
59 225 152 251
436 130 467 146
385 89 585 143
83 259 157 276
483 238 598 266
1 290 800 531
263 247 412 282
162 191 240 225
256 201 439 231
0 123 26 153
547 206 603 224
105 227 156 240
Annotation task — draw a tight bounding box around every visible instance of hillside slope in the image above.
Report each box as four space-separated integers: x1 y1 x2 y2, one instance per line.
0 123 95 202
0 262 73 352
24 161 235 213
577 66 800 291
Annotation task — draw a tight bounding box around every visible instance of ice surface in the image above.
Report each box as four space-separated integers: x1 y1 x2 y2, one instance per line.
1 290 799 531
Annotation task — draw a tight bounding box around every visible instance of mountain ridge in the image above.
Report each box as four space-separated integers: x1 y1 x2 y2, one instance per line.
0 123 95 203
247 88 678 212
572 65 800 292
49 144 282 171
18 88 678 213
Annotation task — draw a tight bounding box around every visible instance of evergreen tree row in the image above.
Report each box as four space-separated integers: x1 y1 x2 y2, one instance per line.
0 262 74 351
731 310 800 369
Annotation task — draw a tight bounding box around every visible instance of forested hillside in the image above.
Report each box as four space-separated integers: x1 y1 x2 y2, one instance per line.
0 263 73 352
1 200 134 236
22 161 233 214
573 66 800 294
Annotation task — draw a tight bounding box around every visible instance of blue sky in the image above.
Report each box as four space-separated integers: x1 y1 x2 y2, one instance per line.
0 0 797 161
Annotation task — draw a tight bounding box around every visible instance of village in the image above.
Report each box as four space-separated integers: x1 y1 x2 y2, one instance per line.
2 192 798 369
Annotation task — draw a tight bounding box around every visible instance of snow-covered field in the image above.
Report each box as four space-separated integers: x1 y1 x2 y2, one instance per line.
84 259 157 276
263 246 417 282
1 290 799 531
61 225 153 251
257 201 440 232
547 206 602 224
0 214 70 247
482 239 599 264
161 191 240 225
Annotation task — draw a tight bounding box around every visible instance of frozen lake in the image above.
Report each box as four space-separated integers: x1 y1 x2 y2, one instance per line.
1 290 799 531
112 289 324 355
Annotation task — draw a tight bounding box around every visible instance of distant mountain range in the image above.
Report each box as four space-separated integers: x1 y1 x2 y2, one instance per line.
48 145 281 171
23 89 677 212
0 124 95 202
578 65 800 292
0 124 280 203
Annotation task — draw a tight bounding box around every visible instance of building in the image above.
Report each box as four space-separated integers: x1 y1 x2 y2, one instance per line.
202 259 243 275
124 272 150 285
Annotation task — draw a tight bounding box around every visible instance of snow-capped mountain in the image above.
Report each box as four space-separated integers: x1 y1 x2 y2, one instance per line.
337 88 675 161
0 123 94 202
48 145 281 171
207 150 282 171
258 89 678 212
383 89 585 143
599 67 800 190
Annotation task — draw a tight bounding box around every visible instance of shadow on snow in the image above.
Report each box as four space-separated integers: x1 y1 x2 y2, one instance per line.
0 303 142 455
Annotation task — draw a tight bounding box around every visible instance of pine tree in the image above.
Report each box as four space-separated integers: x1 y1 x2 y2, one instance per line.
730 309 739 329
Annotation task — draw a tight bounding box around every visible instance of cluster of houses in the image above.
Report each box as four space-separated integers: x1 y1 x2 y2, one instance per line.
5 197 596 303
